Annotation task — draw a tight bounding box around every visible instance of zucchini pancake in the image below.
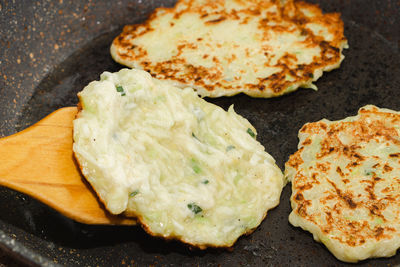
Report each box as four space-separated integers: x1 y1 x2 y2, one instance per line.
73 69 285 248
286 105 400 262
111 0 348 98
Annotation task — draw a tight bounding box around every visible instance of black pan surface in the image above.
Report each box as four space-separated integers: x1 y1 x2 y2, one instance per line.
0 0 399 266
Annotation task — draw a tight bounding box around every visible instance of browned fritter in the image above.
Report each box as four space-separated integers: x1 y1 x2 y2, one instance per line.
286 105 400 262
111 0 348 97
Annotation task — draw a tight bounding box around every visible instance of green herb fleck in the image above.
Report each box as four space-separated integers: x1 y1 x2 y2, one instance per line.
188 203 202 214
364 170 374 176
193 165 201 174
247 128 256 138
191 158 201 174
192 132 200 141
116 85 126 96
202 179 209 184
226 145 235 151
374 217 384 225
129 190 139 197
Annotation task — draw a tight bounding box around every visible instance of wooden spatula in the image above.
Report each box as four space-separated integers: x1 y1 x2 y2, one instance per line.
0 107 136 225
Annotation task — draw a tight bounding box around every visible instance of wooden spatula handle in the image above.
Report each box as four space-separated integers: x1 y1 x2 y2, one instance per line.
0 107 135 225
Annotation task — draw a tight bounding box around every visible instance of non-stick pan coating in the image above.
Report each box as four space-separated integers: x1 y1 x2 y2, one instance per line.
0 0 399 266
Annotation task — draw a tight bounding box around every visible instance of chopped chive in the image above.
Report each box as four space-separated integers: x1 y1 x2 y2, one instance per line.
202 179 209 184
129 190 139 197
187 203 202 214
247 128 256 138
193 165 201 174
192 132 200 141
191 158 201 174
226 145 235 151
116 85 126 96
365 170 373 176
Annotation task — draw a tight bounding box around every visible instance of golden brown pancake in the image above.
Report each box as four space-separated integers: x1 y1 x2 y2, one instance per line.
111 0 348 98
286 105 400 262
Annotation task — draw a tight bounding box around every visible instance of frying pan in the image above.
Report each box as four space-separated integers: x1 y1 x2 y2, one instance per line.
0 0 399 265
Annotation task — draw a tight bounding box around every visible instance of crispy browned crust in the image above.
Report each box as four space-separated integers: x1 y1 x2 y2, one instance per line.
74 93 84 120
111 0 347 97
287 106 400 247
